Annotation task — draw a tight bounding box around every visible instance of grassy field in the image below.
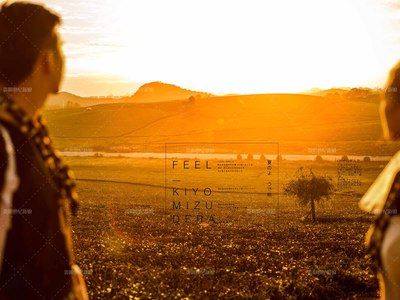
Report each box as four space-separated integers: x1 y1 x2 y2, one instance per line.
42 94 392 156
66 156 383 299
44 93 400 157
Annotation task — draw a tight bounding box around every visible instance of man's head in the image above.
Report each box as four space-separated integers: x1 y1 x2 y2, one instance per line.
381 61 400 140
0 1 64 96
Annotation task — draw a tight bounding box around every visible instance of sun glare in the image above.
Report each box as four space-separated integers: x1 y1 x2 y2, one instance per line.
48 0 400 95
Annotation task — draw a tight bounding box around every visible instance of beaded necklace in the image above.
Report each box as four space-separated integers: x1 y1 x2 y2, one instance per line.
0 92 79 216
366 171 400 272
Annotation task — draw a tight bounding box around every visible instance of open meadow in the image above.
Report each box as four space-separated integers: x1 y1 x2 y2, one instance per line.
1 1 398 298
65 156 384 299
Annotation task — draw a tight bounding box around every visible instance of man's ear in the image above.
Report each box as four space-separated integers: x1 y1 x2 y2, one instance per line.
35 50 54 76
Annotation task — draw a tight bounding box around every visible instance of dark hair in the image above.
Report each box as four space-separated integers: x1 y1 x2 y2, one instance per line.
385 61 400 106
0 1 61 86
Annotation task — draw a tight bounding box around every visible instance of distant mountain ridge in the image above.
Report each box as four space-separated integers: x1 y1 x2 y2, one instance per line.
302 87 382 101
46 92 129 110
45 82 214 109
45 83 382 110
130 81 214 103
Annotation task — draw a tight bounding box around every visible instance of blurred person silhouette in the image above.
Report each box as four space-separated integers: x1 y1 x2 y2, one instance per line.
0 2 88 299
360 61 400 300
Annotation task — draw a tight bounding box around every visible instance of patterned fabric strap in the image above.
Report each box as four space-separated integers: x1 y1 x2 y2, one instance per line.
0 123 20 273
366 171 400 272
0 93 79 216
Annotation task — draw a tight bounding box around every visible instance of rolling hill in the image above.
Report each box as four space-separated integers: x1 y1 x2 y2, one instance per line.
129 81 214 103
43 92 394 155
45 82 214 109
45 92 130 109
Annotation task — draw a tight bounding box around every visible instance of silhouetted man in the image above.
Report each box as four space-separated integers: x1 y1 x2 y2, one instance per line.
0 2 87 299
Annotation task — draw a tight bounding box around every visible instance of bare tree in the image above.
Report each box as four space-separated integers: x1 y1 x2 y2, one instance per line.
284 167 334 222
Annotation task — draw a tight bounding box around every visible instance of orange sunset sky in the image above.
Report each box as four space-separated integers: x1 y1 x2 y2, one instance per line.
41 0 400 96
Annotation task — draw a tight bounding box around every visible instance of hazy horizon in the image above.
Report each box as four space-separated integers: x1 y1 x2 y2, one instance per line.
57 82 381 98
